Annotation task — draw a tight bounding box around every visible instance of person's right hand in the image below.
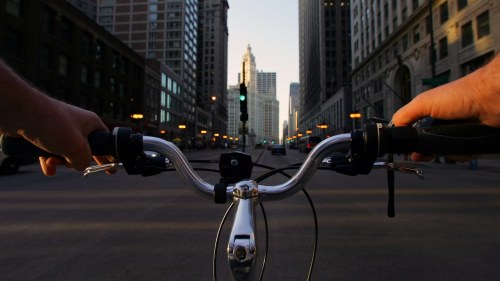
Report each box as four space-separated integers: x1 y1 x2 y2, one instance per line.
391 55 500 161
392 55 500 129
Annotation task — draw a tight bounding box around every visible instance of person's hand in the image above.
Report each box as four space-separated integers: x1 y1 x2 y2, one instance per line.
392 55 500 161
25 97 112 176
0 59 114 176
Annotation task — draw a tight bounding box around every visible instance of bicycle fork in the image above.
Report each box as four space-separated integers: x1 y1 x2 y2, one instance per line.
227 180 259 281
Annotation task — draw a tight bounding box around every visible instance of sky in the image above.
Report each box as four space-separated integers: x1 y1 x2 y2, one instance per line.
226 0 299 129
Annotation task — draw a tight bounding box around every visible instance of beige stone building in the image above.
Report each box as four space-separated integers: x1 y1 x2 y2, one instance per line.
351 0 500 123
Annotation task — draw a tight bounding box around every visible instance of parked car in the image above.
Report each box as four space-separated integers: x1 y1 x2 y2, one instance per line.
298 136 321 153
0 152 34 175
271 144 286 155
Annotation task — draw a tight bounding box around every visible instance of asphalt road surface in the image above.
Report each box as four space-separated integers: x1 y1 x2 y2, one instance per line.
1 148 500 280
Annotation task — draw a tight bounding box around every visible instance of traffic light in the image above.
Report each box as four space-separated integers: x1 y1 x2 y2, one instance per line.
239 83 248 122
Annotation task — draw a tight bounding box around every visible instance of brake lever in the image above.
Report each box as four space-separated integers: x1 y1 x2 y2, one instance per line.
373 161 424 179
83 163 121 177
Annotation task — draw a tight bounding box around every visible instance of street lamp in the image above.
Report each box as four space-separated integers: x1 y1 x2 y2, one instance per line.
179 123 187 150
130 113 143 132
350 112 362 130
210 95 217 147
316 123 328 139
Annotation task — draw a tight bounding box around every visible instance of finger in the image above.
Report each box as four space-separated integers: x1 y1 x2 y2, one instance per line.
63 141 93 171
93 155 118 174
392 93 433 126
39 157 58 176
410 153 433 162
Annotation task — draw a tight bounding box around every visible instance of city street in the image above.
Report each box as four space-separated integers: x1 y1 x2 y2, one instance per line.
1 148 500 280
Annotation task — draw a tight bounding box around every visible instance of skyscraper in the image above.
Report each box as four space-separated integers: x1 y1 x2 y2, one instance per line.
236 45 279 145
257 71 279 143
197 0 229 139
299 0 352 136
288 82 299 139
96 0 199 137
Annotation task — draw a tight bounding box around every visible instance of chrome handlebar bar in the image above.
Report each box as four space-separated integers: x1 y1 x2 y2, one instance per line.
142 133 352 202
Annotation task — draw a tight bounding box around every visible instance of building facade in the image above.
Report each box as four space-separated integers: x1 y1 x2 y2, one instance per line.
66 0 97 20
0 0 159 133
196 0 229 143
96 0 199 139
236 45 280 146
257 71 279 143
226 85 240 139
239 45 260 146
298 0 352 138
351 0 500 124
287 82 300 144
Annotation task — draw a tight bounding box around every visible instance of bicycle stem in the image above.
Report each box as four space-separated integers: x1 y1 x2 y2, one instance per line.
227 180 259 281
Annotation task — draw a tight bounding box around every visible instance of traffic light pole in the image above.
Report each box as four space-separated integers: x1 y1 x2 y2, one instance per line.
242 121 246 152
240 63 248 152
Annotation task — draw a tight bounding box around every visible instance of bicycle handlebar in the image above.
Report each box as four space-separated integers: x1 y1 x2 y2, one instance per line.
3 123 500 201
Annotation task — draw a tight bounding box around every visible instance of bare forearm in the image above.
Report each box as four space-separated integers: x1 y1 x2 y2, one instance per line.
0 59 52 136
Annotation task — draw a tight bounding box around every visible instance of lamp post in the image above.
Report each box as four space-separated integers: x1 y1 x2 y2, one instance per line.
130 113 144 132
209 95 217 148
350 112 362 130
316 123 328 140
179 123 187 150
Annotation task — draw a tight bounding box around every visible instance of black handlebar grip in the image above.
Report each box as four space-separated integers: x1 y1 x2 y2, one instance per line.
0 135 53 158
378 123 500 156
0 131 115 158
416 124 500 154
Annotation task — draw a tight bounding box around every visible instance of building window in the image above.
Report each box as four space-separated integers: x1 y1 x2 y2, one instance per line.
58 55 69 76
413 24 420 43
457 0 467 11
6 0 22 17
425 15 431 35
40 45 52 70
81 65 88 84
402 33 409 51
60 18 74 44
42 7 56 34
393 42 399 58
94 71 101 88
4 27 22 59
412 0 420 11
161 91 166 106
161 73 167 88
439 1 448 24
477 10 490 39
99 16 113 24
461 21 473 47
82 34 93 56
160 110 166 123
439 36 448 59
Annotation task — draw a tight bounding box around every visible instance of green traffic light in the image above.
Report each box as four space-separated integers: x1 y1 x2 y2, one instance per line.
240 95 246 101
